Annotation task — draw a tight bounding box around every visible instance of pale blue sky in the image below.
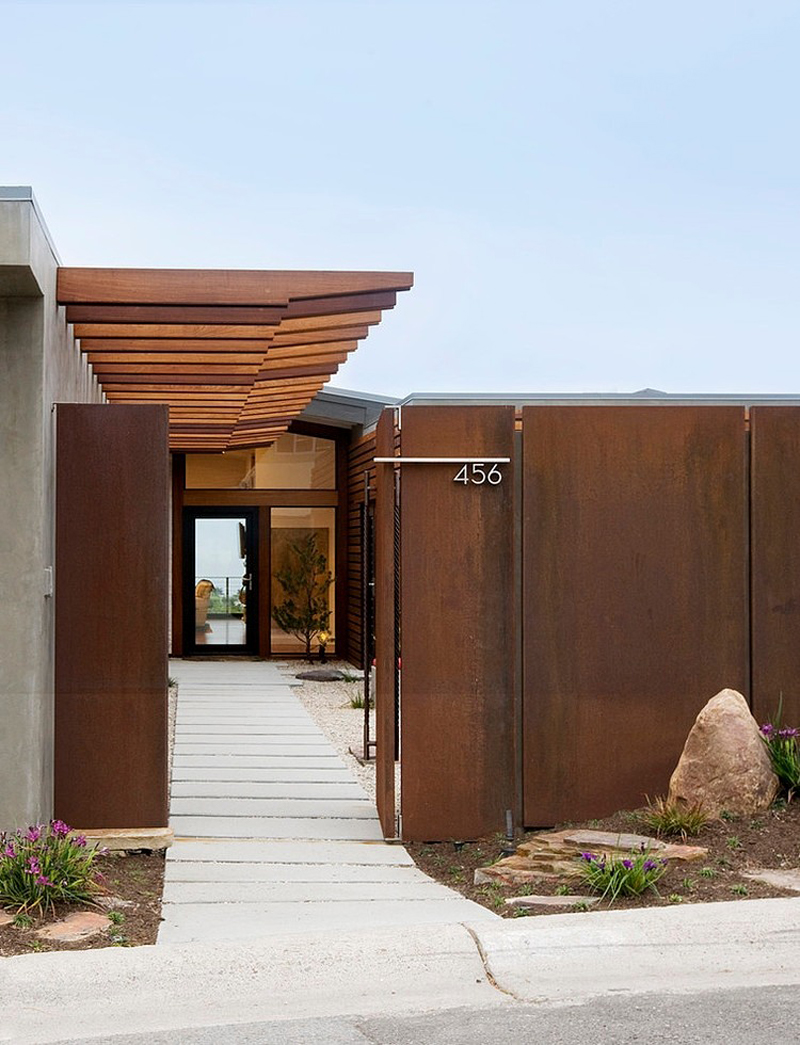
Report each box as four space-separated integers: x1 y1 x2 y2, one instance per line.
3 1 800 395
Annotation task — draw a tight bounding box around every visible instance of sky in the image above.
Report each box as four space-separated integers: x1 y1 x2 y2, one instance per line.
3 1 800 396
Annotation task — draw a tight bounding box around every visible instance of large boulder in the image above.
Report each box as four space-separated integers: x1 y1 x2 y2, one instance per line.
667 688 778 817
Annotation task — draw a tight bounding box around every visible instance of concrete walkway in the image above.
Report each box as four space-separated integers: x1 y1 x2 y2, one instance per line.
159 659 495 944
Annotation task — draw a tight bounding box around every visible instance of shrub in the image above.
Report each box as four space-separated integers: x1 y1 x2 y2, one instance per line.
576 847 667 904
760 713 800 801
0 821 106 915
638 796 709 839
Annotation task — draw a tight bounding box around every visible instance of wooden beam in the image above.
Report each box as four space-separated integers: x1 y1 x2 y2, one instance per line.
92 364 262 376
67 304 285 324
57 267 414 305
74 324 280 340
87 353 267 365
79 338 274 353
275 311 382 335
284 291 396 318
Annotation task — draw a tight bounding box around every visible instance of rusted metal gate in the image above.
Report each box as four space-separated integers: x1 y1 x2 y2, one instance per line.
55 404 170 829
375 406 516 841
522 406 749 825
750 407 800 728
374 411 399 838
373 402 800 840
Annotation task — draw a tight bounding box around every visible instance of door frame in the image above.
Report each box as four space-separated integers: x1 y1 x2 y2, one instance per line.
182 506 260 655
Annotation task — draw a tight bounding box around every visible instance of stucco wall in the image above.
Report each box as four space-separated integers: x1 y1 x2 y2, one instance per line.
0 190 102 830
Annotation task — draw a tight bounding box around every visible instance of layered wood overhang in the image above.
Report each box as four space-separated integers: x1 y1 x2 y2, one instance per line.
57 267 413 451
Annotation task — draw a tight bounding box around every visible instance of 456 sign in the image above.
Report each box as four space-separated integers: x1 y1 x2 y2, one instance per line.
453 462 503 486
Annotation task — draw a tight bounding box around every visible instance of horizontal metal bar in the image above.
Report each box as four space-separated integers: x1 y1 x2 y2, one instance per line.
373 457 511 464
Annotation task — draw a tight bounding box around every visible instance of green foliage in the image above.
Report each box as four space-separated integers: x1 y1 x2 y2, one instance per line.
0 821 105 915
272 534 333 659
575 848 668 904
108 910 125 925
699 866 717 879
731 883 748 896
668 893 683 904
720 810 736 822
638 796 709 840
555 884 571 896
726 835 742 850
760 704 800 801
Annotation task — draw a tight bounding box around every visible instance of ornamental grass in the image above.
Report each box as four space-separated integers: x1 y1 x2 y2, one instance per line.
576 846 668 904
0 820 106 915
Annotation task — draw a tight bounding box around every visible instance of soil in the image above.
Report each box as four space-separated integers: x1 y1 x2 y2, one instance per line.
0 851 165 957
407 800 800 918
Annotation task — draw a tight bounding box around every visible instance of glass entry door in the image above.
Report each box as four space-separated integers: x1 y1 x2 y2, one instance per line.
183 508 258 654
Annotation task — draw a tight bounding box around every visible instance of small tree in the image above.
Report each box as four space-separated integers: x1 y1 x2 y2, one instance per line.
272 533 333 660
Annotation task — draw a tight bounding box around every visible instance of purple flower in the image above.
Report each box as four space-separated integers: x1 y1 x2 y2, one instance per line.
621 859 633 869
51 819 71 838
25 826 42 843
579 852 597 862
71 835 87 848
760 723 775 737
778 727 799 739
643 859 658 871
36 874 52 887
3 844 16 859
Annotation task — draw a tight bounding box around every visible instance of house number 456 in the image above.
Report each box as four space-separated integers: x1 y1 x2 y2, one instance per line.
453 463 503 485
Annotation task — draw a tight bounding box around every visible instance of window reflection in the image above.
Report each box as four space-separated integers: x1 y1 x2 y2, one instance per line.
185 433 335 490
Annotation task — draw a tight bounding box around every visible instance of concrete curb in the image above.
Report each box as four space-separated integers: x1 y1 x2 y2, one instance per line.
4 898 800 1043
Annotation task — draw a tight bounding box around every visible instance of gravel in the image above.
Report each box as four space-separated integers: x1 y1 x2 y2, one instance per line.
280 662 378 798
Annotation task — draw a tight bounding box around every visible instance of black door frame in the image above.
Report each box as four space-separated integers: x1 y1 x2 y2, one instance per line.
182 506 260 655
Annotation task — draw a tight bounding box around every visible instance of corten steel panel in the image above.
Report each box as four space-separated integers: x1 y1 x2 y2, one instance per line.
374 410 397 838
55 404 170 828
751 408 800 727
522 407 748 826
400 406 516 841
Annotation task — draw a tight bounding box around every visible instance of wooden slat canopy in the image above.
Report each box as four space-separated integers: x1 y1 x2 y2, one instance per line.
57 268 413 451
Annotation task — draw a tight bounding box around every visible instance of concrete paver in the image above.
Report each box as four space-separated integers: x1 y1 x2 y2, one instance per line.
160 660 496 944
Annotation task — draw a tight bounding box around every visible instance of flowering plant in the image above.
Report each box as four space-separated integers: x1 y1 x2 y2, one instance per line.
575 845 668 904
760 710 800 801
0 820 106 914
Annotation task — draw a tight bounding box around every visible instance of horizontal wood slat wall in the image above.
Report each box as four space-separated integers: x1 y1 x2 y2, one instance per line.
346 429 378 667
55 404 170 829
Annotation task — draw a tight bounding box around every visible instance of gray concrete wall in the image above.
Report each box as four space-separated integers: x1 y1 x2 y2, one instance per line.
0 189 102 831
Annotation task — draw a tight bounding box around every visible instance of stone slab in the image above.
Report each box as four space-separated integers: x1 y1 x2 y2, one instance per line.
72 827 174 852
36 911 110 942
173 743 333 755
170 815 384 841
169 797 378 819
742 868 800 892
0 910 13 926
504 895 600 908
164 861 430 884
162 879 462 904
170 780 366 800
158 896 496 944
172 755 343 768
165 839 415 865
175 725 323 734
171 768 354 783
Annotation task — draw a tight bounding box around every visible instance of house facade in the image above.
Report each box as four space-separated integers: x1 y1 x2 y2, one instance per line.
4 188 800 844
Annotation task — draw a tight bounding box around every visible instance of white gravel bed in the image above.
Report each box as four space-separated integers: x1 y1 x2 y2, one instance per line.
280 662 378 799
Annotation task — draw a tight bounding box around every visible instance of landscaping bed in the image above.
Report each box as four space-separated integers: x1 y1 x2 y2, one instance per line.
0 852 164 957
407 799 800 917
